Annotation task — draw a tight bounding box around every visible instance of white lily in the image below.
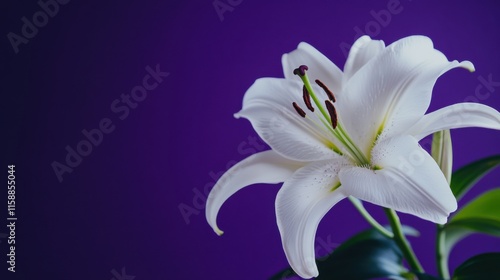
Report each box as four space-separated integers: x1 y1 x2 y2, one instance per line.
206 35 500 278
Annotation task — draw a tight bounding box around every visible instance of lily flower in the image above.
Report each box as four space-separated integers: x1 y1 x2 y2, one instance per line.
206 35 500 278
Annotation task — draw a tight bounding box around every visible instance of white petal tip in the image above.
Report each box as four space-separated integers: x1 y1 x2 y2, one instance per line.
354 35 372 45
297 41 312 49
433 213 451 225
297 269 318 279
460 60 475 72
436 219 448 226
233 112 242 119
433 201 456 225
213 227 224 236
207 215 224 236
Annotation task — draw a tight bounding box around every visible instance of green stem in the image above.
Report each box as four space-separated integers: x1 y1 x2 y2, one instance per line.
384 208 424 273
436 225 450 279
348 197 393 238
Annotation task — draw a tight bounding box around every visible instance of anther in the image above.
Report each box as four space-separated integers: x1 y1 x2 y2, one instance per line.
315 79 336 102
293 65 309 77
302 85 314 112
292 102 306 118
325 100 338 128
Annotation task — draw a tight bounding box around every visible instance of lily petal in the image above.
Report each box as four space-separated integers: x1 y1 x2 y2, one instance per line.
206 150 303 235
343 35 385 83
282 42 343 96
236 78 338 161
338 35 474 155
407 103 500 140
276 159 348 278
339 135 457 224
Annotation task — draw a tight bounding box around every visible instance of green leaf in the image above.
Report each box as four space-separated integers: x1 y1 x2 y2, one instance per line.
443 189 500 256
269 227 418 280
446 218 500 236
452 253 500 280
450 155 500 201
413 272 443 280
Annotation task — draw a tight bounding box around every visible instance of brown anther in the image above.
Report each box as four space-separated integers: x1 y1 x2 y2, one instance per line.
325 100 338 128
302 85 314 112
293 65 309 77
315 79 336 102
292 102 306 118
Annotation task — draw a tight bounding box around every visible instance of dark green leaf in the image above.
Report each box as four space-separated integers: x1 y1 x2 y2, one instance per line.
450 155 500 201
452 253 500 280
413 272 443 280
446 218 500 236
443 189 500 256
269 268 295 280
270 227 418 280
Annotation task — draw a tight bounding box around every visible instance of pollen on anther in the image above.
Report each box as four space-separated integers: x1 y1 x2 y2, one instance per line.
293 65 309 77
325 100 338 128
292 102 306 118
315 79 336 102
302 85 315 112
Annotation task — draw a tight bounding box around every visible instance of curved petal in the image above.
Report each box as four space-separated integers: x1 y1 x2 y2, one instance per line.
339 135 457 224
282 42 343 96
407 103 500 140
236 78 339 161
338 35 474 155
276 159 349 278
206 150 304 235
343 35 385 83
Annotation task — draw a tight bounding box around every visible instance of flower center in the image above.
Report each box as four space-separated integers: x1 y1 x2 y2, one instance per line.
292 65 370 166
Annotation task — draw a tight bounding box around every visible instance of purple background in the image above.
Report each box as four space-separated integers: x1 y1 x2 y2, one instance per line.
2 0 500 279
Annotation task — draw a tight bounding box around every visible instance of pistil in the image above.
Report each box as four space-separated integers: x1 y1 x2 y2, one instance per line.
292 65 370 166
292 66 331 123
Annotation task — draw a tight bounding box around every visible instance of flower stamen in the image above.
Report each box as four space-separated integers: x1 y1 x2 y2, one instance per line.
315 79 336 102
292 64 369 166
292 66 331 123
302 86 315 112
292 102 306 118
325 100 338 128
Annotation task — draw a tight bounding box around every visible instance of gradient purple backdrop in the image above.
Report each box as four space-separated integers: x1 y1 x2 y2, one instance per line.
2 0 500 279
